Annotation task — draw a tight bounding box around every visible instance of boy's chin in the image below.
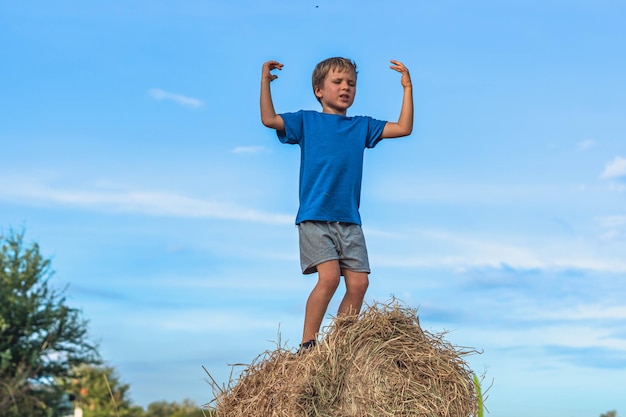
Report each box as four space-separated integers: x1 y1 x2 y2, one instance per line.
330 103 352 112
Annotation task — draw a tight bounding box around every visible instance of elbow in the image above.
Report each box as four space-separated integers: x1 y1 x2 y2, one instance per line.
382 122 413 139
395 118 413 137
261 114 283 130
261 115 275 128
405 119 414 136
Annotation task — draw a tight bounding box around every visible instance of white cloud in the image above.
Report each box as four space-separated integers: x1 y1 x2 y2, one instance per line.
148 88 203 108
367 226 626 273
597 215 626 229
601 156 626 179
371 180 581 206
540 305 626 321
232 146 266 154
138 310 285 333
577 139 596 151
467 325 626 351
0 179 291 224
597 215 626 241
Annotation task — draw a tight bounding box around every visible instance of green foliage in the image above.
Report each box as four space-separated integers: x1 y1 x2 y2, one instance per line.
146 398 211 417
68 365 143 417
0 230 100 417
66 364 212 417
473 373 483 417
600 411 618 417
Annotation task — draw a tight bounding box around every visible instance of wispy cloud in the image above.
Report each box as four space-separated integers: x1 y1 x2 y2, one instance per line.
544 346 626 369
232 146 267 154
538 304 626 321
597 215 626 241
468 324 626 351
0 178 291 224
148 88 203 108
367 227 626 273
601 156 626 179
597 215 626 229
577 139 596 151
131 309 291 333
371 180 584 205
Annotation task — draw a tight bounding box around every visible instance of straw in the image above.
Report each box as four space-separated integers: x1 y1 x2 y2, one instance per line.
207 300 480 417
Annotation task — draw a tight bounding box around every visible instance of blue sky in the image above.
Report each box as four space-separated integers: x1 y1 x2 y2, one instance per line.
1 1 625 416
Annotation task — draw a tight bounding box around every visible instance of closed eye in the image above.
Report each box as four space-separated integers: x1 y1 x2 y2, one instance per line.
332 79 355 87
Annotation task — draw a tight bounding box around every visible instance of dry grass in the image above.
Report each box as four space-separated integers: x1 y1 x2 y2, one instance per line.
207 300 480 417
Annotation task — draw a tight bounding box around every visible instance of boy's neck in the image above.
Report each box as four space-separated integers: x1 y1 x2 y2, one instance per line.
321 105 348 116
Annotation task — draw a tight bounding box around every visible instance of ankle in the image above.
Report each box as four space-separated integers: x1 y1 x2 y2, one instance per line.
298 339 317 354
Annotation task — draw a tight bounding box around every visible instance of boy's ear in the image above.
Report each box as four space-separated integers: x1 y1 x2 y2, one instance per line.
314 85 323 99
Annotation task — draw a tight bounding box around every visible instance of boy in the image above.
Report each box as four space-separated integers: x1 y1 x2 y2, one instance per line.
260 57 413 351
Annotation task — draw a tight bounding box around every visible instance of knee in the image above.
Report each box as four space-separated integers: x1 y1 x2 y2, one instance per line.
317 274 341 293
346 274 369 295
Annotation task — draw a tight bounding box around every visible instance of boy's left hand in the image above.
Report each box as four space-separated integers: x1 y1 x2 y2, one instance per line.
389 60 412 88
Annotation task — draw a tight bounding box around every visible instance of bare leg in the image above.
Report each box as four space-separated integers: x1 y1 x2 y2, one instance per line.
302 260 341 343
338 269 369 316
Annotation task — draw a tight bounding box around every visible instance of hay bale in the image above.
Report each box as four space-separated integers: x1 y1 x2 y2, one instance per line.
208 301 479 417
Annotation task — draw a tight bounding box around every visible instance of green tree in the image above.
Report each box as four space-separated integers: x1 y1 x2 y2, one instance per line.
600 411 618 417
0 230 100 417
69 364 143 417
146 398 212 417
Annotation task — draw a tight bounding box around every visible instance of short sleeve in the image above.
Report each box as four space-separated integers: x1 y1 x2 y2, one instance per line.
277 111 304 144
365 117 388 149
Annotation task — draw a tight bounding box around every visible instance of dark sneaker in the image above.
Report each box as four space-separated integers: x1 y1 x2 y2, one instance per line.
298 339 317 354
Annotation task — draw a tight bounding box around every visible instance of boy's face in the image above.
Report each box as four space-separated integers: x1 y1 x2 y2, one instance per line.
314 68 356 115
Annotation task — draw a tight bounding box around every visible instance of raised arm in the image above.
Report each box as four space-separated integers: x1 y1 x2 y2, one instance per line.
381 60 413 139
260 60 285 130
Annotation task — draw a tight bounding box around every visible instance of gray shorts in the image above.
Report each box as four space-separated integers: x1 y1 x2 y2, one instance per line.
297 221 370 275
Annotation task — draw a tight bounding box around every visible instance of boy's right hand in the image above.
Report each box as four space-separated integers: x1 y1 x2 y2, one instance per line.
262 60 284 82
260 60 285 130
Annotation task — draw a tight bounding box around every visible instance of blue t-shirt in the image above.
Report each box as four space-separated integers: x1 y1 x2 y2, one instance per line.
277 110 387 225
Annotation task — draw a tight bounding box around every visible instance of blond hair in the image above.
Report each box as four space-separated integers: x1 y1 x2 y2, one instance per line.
311 57 357 101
